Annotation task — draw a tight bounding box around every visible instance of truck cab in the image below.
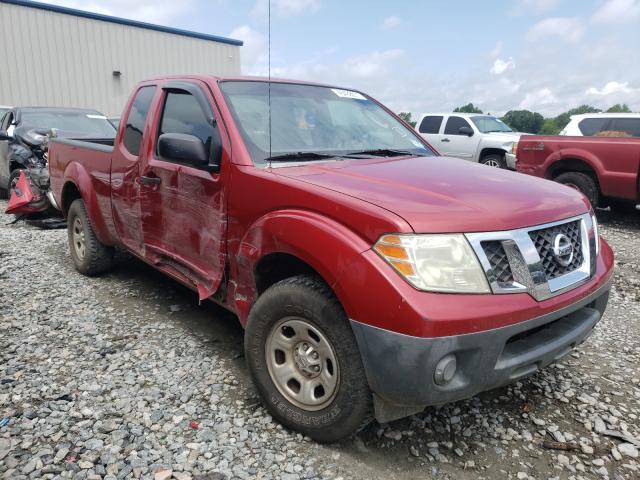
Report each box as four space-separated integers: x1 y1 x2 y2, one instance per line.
416 112 522 169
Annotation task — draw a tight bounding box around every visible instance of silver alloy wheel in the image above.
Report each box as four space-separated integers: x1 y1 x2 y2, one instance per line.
72 217 86 259
265 317 340 411
483 158 501 167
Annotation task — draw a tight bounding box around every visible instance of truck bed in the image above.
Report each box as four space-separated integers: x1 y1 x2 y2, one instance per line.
516 135 640 202
48 137 115 234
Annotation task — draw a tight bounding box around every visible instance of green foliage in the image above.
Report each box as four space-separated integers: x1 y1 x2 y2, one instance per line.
398 112 417 128
606 103 631 113
501 110 544 134
453 103 483 114
553 105 602 133
539 118 560 135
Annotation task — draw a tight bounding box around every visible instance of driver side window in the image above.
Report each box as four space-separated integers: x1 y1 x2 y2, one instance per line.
444 116 472 136
157 91 214 160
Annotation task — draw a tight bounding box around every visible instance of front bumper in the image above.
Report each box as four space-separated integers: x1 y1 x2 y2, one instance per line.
506 152 517 170
350 276 611 423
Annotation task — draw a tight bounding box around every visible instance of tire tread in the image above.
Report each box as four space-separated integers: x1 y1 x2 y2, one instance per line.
68 199 114 276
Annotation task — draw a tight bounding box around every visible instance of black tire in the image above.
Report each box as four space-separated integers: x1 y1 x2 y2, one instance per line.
67 199 114 276
555 172 600 207
480 153 507 169
245 274 372 443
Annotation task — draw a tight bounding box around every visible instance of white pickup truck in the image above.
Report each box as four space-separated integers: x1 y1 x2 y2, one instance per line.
415 113 524 169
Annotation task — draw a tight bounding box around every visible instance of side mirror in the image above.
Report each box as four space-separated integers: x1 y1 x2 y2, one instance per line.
158 133 208 165
458 126 474 137
0 130 10 141
158 132 222 172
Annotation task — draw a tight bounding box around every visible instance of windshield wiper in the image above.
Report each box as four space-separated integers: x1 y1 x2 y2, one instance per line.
265 152 339 162
344 148 417 157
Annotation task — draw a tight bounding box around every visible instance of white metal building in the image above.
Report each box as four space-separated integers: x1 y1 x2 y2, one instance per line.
0 0 243 116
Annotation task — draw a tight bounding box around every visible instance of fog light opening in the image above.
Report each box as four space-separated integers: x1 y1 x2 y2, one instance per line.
434 354 457 386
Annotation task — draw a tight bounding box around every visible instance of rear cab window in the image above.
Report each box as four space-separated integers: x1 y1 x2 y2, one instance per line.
123 86 157 156
419 116 443 134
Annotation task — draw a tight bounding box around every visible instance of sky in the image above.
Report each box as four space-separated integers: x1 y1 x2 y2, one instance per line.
45 0 640 118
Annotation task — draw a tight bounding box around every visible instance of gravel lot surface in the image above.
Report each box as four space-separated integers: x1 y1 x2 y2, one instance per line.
1 201 639 480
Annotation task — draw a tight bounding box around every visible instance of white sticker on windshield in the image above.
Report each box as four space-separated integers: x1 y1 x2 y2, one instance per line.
86 114 107 119
331 88 367 100
410 138 423 147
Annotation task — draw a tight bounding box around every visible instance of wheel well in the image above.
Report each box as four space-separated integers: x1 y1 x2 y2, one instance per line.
479 148 505 161
547 158 598 182
61 182 82 216
254 253 319 295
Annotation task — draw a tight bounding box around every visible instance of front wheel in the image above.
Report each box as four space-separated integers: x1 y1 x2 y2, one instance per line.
480 154 507 169
245 275 372 443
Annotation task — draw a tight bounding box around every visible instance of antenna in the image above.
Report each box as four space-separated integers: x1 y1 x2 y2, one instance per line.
268 0 272 169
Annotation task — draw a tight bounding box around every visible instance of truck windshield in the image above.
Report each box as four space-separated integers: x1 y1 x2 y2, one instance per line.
219 81 433 165
20 110 117 137
470 116 513 133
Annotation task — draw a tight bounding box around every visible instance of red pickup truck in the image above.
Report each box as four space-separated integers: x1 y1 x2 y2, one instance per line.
47 76 614 442
516 135 640 211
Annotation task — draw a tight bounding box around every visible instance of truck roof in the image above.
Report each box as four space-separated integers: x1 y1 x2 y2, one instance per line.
139 74 356 91
418 113 497 119
569 112 640 120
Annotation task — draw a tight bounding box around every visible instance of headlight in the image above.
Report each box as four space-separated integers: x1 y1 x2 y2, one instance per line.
374 234 490 293
591 213 600 256
511 142 518 155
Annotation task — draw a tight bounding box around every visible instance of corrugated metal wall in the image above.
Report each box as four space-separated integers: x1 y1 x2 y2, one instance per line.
0 2 241 116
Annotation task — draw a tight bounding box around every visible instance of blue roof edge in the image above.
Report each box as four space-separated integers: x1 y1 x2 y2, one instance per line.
0 0 244 46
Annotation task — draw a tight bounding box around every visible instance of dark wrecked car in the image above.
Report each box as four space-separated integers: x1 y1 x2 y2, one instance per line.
0 107 116 209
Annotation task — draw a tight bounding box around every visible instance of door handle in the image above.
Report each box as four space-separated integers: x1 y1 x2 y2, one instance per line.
441 138 450 143
140 175 161 185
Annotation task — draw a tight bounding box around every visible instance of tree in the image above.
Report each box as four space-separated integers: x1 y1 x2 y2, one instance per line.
453 103 483 114
501 110 544 134
606 103 631 113
398 112 417 128
554 105 601 132
539 118 560 135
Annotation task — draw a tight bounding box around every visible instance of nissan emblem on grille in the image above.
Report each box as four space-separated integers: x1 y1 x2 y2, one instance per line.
552 233 574 267
466 214 594 301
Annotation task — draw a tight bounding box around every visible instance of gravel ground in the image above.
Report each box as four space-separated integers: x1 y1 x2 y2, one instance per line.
1 201 639 480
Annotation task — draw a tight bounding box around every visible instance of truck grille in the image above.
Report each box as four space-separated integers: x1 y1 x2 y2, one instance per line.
481 241 514 284
529 220 583 279
466 214 595 301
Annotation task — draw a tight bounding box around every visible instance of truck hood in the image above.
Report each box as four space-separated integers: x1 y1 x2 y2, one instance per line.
274 156 590 233
484 131 524 142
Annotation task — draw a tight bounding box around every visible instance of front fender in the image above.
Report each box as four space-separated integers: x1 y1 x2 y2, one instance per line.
229 209 372 325
62 162 114 246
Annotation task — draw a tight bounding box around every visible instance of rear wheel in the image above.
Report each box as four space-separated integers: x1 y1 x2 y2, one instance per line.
555 172 600 207
480 153 507 169
245 274 372 443
67 199 114 276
